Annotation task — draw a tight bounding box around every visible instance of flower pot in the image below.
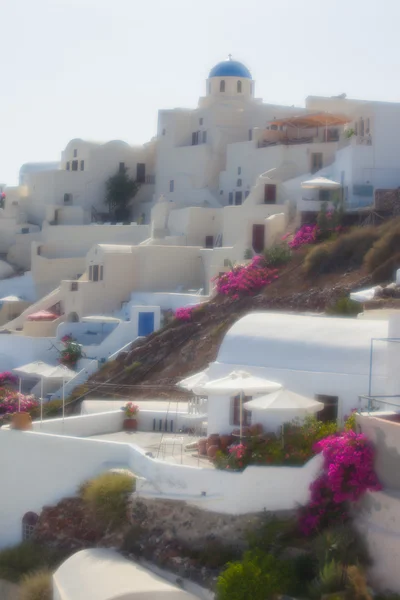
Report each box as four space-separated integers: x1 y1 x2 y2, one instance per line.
198 438 207 456
123 418 137 432
206 434 220 451
11 412 32 431
220 434 233 451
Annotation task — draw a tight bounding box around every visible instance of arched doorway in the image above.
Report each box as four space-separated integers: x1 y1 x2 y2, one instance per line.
22 511 39 540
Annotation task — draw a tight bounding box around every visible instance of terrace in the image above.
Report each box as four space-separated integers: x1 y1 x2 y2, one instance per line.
256 111 349 149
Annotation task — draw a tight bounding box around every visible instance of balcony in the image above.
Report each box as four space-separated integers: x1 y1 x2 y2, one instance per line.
256 128 340 149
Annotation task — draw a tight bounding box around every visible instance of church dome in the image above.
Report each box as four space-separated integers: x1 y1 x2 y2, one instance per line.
208 58 252 79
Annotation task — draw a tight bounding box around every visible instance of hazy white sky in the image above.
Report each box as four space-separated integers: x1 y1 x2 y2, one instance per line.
1 0 400 184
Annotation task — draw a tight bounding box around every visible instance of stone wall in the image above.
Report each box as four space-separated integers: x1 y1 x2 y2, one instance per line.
130 496 293 551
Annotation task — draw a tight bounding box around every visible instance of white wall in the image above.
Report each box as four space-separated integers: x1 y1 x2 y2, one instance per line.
0 426 322 549
0 335 60 371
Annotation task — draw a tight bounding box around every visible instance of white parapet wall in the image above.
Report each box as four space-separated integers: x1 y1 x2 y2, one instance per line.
0 418 322 549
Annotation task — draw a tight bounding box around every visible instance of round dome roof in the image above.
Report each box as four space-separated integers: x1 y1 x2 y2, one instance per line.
209 59 252 79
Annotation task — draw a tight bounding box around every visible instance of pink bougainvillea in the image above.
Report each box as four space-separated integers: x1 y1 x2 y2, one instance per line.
299 430 381 535
289 224 319 249
213 256 279 297
0 372 18 386
175 306 196 322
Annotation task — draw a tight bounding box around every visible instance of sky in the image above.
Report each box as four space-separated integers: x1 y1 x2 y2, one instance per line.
1 0 400 185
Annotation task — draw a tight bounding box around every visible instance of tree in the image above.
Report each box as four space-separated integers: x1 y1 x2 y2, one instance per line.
105 166 140 221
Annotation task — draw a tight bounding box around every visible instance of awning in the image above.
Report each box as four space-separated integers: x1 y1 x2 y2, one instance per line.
13 361 75 380
178 369 210 391
27 310 59 321
81 316 121 323
301 177 341 190
268 112 351 129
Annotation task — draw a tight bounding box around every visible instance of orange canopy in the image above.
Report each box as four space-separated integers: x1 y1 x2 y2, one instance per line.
268 112 351 128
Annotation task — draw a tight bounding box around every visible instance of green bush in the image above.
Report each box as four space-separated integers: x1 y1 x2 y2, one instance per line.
216 551 296 600
80 471 135 529
313 525 371 570
244 248 253 260
0 543 65 583
304 227 379 275
308 559 347 599
20 569 52 600
327 296 363 316
365 227 400 274
263 244 292 267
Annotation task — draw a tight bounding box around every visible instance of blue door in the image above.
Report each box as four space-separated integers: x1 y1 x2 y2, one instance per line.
138 312 155 336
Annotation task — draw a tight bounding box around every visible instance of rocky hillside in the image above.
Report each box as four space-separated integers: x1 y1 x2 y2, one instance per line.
76 254 376 403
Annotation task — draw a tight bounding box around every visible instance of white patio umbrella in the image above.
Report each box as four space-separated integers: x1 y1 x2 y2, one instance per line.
244 389 324 443
197 370 282 438
301 176 341 190
244 389 324 413
13 361 75 422
178 368 210 391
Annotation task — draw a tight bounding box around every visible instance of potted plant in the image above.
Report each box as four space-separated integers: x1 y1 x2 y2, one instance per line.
122 402 139 431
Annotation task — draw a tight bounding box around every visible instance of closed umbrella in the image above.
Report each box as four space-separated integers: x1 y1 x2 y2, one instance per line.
197 370 282 438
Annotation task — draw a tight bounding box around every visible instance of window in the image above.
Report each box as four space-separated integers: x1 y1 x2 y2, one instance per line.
22 512 39 541
92 265 99 282
192 131 199 146
235 191 243 205
271 124 278 131
119 162 125 173
237 178 242 187
359 118 365 136
205 235 214 248
238 166 241 175
311 152 323 174
136 163 146 183
245 190 250 199
80 160 84 171
70 282 78 291
366 118 370 134
21 227 29 234
71 160 78 171
228 192 233 205
66 162 70 171
162 128 166 136
248 129 253 141
220 190 223 195
169 180 174 192
89 265 93 280
354 121 358 135
199 117 203 125
63 193 72 204
231 395 251 427
73 149 77 158
237 80 242 93
264 184 276 204
100 265 104 281
315 395 339 423
319 189 330 202
220 80 225 92
202 130 207 143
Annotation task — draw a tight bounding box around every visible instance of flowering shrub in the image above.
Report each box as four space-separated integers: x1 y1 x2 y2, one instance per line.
214 256 279 297
122 402 139 418
0 392 39 425
59 336 82 368
289 224 319 249
299 430 381 535
175 306 195 322
0 372 18 386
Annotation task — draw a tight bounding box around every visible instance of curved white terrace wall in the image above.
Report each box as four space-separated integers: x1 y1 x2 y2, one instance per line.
0 425 322 549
